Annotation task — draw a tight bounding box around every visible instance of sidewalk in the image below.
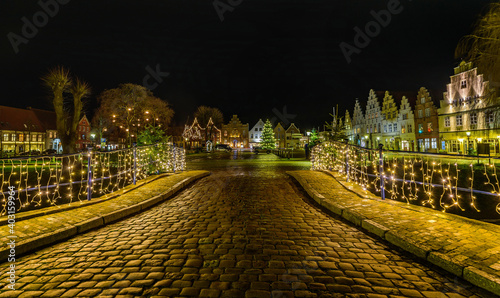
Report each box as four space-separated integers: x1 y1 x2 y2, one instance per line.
288 170 500 296
0 170 210 263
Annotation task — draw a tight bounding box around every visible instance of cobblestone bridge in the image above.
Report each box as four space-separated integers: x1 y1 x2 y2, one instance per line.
0 151 494 297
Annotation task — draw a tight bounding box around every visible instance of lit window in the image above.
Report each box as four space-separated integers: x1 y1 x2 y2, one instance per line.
418 124 423 133
470 113 477 125
431 138 437 149
444 117 450 127
401 125 406 134
421 97 425 104
427 122 432 132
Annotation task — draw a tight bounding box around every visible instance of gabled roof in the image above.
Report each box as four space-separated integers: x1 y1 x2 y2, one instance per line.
0 106 46 132
30 108 57 131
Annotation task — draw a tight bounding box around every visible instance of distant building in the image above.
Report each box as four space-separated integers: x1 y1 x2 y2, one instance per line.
30 108 60 152
364 89 382 148
222 115 249 148
0 106 47 155
76 115 92 150
352 100 365 146
249 119 265 147
285 123 302 149
438 61 497 154
274 122 286 148
397 96 416 151
182 117 221 149
415 87 440 152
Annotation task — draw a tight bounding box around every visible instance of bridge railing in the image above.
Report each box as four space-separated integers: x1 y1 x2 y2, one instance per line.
311 141 500 217
0 143 185 215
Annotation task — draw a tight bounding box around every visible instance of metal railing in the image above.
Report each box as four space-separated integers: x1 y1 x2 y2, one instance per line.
0 143 185 215
311 141 500 215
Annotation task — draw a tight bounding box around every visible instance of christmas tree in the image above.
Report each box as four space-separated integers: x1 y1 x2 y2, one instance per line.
261 119 276 150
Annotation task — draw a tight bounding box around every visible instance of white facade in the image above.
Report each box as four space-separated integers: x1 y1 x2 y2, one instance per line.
249 119 265 147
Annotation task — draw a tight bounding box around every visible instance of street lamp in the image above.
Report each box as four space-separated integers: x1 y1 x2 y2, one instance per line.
90 133 95 148
466 131 471 155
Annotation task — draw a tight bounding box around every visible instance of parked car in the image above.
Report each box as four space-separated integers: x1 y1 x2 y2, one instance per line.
253 146 271 154
215 144 232 152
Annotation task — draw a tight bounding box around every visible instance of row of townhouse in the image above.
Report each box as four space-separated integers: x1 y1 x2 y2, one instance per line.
345 61 500 154
182 115 308 149
0 106 92 155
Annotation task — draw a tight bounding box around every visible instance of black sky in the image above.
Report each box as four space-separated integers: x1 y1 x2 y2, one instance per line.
0 0 493 130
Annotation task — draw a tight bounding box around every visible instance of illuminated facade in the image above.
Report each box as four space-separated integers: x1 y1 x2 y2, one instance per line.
285 123 302 149
76 115 92 150
380 91 399 150
249 119 265 147
222 115 249 148
397 96 416 151
364 89 382 148
274 122 286 149
438 62 497 154
182 117 222 149
352 99 365 146
414 87 440 152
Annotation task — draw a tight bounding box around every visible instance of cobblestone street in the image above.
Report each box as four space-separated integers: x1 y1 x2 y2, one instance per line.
0 152 495 297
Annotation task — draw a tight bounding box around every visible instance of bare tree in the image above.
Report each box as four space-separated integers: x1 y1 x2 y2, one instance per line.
42 67 90 154
194 106 224 128
456 3 500 89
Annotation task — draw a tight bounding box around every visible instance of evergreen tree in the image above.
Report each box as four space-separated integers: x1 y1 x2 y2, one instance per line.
261 119 276 150
309 128 320 147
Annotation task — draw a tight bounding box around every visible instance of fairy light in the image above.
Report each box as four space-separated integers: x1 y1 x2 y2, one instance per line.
0 143 184 216
311 141 500 215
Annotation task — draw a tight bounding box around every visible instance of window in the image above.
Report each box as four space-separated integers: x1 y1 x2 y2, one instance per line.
402 114 408 120
224 131 227 137
461 80 467 89
425 108 430 117
388 124 392 133
456 115 463 126
431 138 437 149
425 138 430 150
470 113 477 125
32 134 36 142
11 134 16 142
418 110 423 118
18 134 24 142
251 134 253 138
3 134 8 141
444 117 450 127
421 97 426 104
427 122 433 132
384 125 387 133
393 123 397 132
401 125 406 134
487 112 495 124
259 128 262 131
38 134 42 142
408 125 412 133
418 124 423 133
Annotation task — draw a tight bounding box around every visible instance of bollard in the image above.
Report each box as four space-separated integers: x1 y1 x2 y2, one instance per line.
133 143 137 185
86 147 93 201
379 143 385 200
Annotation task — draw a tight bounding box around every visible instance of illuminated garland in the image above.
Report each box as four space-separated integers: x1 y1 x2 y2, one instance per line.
0 143 185 216
311 141 500 215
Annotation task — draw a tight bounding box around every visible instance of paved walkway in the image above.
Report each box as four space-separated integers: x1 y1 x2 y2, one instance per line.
288 170 500 296
0 152 495 297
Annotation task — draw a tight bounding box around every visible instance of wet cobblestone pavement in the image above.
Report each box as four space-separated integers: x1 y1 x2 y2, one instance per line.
0 151 496 297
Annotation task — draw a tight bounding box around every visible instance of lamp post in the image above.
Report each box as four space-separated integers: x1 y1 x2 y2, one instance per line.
466 131 471 155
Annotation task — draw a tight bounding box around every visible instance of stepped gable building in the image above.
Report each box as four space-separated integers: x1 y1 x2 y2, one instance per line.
415 87 441 152
397 95 416 151
351 99 365 146
77 115 92 150
249 119 265 147
438 61 497 154
379 91 399 150
364 89 382 149
222 115 249 148
285 123 302 149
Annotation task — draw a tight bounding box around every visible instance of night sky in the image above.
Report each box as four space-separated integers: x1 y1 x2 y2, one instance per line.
0 0 492 130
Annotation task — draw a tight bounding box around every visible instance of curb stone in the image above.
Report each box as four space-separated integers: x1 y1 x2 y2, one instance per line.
287 170 500 296
0 171 210 262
